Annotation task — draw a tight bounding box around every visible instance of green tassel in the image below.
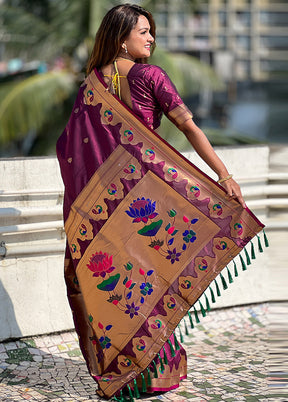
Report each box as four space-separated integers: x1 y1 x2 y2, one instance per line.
133 379 140 399
127 385 134 402
239 254 247 271
158 353 165 372
184 318 189 335
152 359 158 378
244 247 251 265
173 331 180 350
188 310 194 328
140 373 147 393
263 229 269 247
204 293 211 311
193 306 200 323
167 338 176 357
233 260 238 277
163 345 168 365
214 278 221 297
115 391 123 402
199 300 206 317
250 241 256 259
226 266 233 284
178 324 184 342
209 286 216 303
257 235 263 253
220 272 228 290
147 367 151 387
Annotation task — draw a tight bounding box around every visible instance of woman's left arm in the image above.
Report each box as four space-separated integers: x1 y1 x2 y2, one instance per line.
179 118 246 208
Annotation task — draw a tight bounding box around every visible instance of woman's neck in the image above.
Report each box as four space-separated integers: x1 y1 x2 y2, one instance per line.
116 50 135 62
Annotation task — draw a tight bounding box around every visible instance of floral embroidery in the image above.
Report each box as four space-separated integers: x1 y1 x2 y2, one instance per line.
99 336 111 349
234 222 243 236
125 302 140 319
183 229 197 243
126 199 200 265
88 316 113 359
213 202 223 216
136 339 146 351
87 252 115 278
166 248 181 264
104 109 113 122
123 129 134 142
125 197 158 223
140 282 153 296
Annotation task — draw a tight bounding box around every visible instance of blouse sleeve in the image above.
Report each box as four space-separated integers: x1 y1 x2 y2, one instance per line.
147 65 193 127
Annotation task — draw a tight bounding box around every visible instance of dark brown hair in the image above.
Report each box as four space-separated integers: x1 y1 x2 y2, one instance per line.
86 3 156 75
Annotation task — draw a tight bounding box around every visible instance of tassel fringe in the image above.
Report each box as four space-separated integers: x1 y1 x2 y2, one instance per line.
199 300 206 317
158 353 165 372
140 372 146 393
193 306 200 323
239 254 247 271
204 293 211 311
226 266 233 284
184 319 189 336
133 379 140 399
214 278 221 297
263 229 269 248
220 272 228 290
244 247 251 265
209 286 216 303
147 367 151 387
167 338 176 357
163 345 168 364
251 240 256 259
173 332 180 350
152 359 158 378
113 230 268 402
188 310 194 328
233 260 238 277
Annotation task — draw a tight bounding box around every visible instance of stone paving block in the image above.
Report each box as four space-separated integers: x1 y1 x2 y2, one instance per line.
0 303 277 401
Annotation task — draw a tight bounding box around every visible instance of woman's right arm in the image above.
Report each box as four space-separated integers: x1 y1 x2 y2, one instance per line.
179 118 246 208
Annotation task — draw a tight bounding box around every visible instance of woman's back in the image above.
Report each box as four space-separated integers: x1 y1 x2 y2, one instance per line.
99 60 192 130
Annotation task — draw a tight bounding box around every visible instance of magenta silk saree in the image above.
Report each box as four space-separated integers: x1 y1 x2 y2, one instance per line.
56 68 266 400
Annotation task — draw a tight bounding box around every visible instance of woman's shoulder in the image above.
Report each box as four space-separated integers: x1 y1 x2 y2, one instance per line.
129 63 167 80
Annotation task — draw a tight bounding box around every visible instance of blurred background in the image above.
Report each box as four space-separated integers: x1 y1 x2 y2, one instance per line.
0 0 287 157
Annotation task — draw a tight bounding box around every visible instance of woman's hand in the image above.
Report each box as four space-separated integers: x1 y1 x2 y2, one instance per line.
219 177 246 209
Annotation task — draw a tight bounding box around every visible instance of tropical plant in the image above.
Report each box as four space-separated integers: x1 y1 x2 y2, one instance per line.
0 0 236 156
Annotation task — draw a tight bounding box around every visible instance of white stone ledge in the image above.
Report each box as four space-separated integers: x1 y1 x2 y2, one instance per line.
0 145 286 341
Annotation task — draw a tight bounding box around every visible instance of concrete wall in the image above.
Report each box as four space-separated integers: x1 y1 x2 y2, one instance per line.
0 146 286 341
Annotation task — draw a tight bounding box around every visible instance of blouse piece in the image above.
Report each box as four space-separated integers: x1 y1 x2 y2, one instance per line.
102 63 193 131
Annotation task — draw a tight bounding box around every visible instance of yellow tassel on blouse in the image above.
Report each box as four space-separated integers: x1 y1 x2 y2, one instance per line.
104 61 125 100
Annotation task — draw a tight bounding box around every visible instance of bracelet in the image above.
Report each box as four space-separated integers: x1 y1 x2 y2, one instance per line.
217 174 233 184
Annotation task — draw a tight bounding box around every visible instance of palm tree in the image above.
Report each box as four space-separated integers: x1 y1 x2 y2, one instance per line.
0 0 246 156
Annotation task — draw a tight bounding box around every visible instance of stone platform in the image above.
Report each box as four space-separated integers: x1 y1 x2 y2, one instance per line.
0 303 286 401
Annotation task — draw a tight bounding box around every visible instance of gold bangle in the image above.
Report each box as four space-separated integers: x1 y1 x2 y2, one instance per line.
217 174 233 184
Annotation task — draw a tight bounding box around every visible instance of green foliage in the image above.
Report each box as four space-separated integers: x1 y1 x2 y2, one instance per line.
151 47 224 96
0 71 75 146
1 0 90 60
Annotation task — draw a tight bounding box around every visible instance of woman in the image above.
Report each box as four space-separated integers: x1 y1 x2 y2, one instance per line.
57 4 264 401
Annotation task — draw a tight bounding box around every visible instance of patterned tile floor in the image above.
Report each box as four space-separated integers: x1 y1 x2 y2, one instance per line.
0 303 286 401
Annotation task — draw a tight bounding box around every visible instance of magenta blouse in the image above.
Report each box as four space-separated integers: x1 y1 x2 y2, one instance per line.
101 63 193 131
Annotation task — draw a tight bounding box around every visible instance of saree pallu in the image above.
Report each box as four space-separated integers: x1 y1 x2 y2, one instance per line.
56 69 265 400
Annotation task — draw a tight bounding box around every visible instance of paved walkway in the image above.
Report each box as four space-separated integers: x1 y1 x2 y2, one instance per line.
0 303 286 401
